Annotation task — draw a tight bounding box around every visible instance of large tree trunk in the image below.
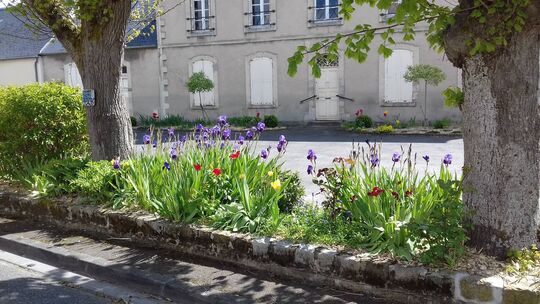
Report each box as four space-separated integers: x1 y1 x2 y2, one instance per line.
75 0 134 161
445 13 540 257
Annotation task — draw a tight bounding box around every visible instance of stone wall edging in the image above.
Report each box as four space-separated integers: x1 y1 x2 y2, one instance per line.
2 191 536 303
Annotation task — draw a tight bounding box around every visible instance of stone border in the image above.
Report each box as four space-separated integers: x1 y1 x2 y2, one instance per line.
343 126 462 136
1 190 538 303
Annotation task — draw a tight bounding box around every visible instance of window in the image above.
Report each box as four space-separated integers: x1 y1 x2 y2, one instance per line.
249 57 274 106
192 59 216 107
384 49 413 103
64 63 82 88
252 0 270 26
193 0 209 30
380 0 401 22
314 0 339 21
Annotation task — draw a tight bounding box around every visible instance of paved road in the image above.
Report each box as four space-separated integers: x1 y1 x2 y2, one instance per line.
135 125 464 199
0 260 111 304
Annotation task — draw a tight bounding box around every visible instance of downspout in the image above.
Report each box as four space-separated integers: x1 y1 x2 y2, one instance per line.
156 15 168 117
34 57 39 83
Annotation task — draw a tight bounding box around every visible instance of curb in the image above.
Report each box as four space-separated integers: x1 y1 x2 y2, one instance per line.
1 190 538 303
0 231 217 304
0 249 165 304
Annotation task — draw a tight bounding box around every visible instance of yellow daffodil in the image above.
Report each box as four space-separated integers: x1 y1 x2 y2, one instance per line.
239 173 246 179
267 171 274 177
271 179 281 190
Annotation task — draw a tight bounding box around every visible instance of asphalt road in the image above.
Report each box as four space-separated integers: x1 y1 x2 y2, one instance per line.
0 260 111 304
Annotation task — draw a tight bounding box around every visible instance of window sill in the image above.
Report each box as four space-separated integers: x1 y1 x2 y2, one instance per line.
191 105 219 110
244 25 276 33
248 104 277 109
308 19 343 27
187 30 216 37
380 101 417 107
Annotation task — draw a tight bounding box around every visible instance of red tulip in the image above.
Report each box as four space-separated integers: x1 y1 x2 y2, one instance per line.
194 164 202 171
368 187 385 197
213 168 221 176
229 151 241 159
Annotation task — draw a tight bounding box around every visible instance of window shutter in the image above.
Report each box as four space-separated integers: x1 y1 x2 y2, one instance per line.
250 57 273 105
384 50 413 103
192 60 215 107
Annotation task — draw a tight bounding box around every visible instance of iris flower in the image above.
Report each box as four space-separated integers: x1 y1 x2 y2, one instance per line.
307 164 314 175
422 155 430 163
392 152 401 162
370 154 379 167
218 115 227 125
443 154 452 165
256 122 266 132
143 135 151 145
162 161 171 171
238 136 245 145
307 149 317 161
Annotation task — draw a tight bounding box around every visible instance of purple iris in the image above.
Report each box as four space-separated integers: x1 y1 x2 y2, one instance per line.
196 124 203 132
222 129 231 140
279 135 287 145
203 132 209 140
143 135 151 145
163 161 171 171
277 142 285 153
443 154 452 165
256 122 266 132
211 125 221 137
422 155 430 163
370 154 380 167
261 149 269 159
218 115 227 125
220 142 225 149
170 148 178 160
307 164 314 175
246 130 254 140
112 158 120 170
152 141 157 148
168 128 175 138
307 149 317 162
204 140 212 148
180 135 187 143
238 136 245 145
392 152 401 163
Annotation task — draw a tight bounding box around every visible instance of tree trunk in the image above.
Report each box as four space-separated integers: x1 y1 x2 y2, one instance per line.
76 0 134 161
446 25 540 257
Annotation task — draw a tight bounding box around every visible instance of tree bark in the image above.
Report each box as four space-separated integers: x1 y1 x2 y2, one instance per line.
76 0 134 161
23 0 134 161
445 12 540 257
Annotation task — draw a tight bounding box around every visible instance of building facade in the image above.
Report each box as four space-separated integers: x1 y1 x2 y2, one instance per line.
157 0 462 123
2 2 462 123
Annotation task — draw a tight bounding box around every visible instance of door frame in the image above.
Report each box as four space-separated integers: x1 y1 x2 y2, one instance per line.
307 52 345 121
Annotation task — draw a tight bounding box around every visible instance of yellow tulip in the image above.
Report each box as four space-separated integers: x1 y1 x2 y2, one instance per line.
271 180 281 190
267 171 274 177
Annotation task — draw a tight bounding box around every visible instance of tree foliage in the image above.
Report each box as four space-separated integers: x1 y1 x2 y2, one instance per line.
403 64 446 86
287 0 532 76
186 71 214 95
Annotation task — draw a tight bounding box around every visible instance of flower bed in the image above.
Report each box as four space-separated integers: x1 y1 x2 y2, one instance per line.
10 115 466 266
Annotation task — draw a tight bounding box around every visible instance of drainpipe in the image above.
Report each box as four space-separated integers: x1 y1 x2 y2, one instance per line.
34 57 39 83
156 15 168 117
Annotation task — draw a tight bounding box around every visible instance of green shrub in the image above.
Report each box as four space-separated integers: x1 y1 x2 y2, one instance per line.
71 161 120 201
376 125 394 133
138 114 192 128
227 116 258 128
0 83 88 174
17 157 88 197
263 115 279 128
355 115 373 129
433 119 451 129
278 171 305 213
130 116 138 127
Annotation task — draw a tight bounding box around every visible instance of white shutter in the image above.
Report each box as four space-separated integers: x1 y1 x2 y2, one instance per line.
64 63 83 88
250 57 273 105
192 60 215 106
384 50 413 103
